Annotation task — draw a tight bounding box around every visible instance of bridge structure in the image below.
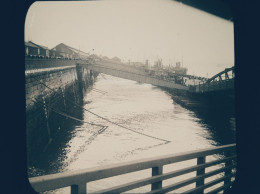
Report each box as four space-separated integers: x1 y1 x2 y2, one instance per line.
78 59 189 91
195 67 235 93
25 57 234 95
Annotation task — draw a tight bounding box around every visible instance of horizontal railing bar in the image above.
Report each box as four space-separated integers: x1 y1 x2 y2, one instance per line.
29 144 235 192
207 181 234 193
185 173 235 194
146 165 236 194
95 156 236 194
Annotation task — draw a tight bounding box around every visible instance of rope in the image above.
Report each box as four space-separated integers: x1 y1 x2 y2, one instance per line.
100 73 107 80
92 88 107 94
38 81 171 143
81 107 170 143
32 98 108 129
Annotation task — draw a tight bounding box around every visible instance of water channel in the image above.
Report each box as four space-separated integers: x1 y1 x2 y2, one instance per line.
28 73 236 193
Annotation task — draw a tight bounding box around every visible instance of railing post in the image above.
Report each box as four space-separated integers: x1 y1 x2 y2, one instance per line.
71 183 87 194
224 151 232 193
151 166 163 191
196 156 206 193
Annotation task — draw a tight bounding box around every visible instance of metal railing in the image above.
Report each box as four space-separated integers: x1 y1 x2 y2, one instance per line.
195 67 235 93
197 79 234 93
29 144 236 194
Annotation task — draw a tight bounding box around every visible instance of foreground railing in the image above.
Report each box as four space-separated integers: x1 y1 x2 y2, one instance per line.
29 144 236 194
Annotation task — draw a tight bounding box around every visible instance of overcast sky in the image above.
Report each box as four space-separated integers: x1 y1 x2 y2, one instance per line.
24 0 234 77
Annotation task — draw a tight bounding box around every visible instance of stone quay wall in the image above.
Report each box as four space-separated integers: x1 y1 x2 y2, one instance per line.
25 62 96 164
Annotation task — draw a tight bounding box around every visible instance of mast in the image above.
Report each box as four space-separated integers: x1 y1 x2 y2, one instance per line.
182 55 183 67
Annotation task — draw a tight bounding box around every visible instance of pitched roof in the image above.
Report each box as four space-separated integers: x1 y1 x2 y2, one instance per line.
25 41 38 48
29 41 49 50
53 43 89 56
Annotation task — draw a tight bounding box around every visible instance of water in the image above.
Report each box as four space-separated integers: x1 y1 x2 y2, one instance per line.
28 73 236 193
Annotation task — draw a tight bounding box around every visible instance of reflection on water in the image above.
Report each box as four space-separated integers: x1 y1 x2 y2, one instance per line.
28 74 235 193
192 102 236 146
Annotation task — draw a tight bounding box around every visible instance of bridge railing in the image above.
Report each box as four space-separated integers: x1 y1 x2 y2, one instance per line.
197 79 234 93
195 67 234 93
29 144 236 194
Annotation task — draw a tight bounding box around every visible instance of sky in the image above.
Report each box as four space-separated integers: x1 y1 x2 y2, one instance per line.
24 0 234 77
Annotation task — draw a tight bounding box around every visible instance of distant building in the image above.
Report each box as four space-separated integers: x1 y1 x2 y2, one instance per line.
176 62 181 68
28 41 50 57
131 61 146 68
111 56 121 63
102 56 110 61
49 49 63 58
51 43 89 59
145 59 149 67
154 59 163 68
25 41 39 56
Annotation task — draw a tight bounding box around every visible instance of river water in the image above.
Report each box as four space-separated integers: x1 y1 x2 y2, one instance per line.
28 73 236 193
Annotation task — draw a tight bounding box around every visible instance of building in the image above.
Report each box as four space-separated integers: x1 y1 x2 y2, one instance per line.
111 56 121 63
28 41 50 57
25 41 39 56
145 59 149 67
49 49 63 58
154 59 163 68
51 43 89 59
131 61 146 68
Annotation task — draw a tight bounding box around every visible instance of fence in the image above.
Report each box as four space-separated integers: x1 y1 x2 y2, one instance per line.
29 144 236 194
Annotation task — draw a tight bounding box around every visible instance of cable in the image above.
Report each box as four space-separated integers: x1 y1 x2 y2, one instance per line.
92 88 107 93
100 73 107 80
37 81 171 143
92 88 107 94
32 98 108 129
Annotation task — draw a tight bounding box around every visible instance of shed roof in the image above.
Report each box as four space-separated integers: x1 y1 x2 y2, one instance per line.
25 41 38 48
29 41 49 50
52 43 89 56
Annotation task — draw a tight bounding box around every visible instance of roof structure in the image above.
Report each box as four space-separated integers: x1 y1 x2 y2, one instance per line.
68 45 88 55
25 41 38 48
53 43 89 56
29 41 49 50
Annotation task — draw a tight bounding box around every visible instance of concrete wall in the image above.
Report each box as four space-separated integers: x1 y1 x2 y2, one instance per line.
25 64 96 164
25 67 78 109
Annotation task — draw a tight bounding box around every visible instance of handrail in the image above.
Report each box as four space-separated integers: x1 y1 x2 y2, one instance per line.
29 144 236 193
96 156 236 194
197 78 234 93
147 165 236 194
195 67 234 93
